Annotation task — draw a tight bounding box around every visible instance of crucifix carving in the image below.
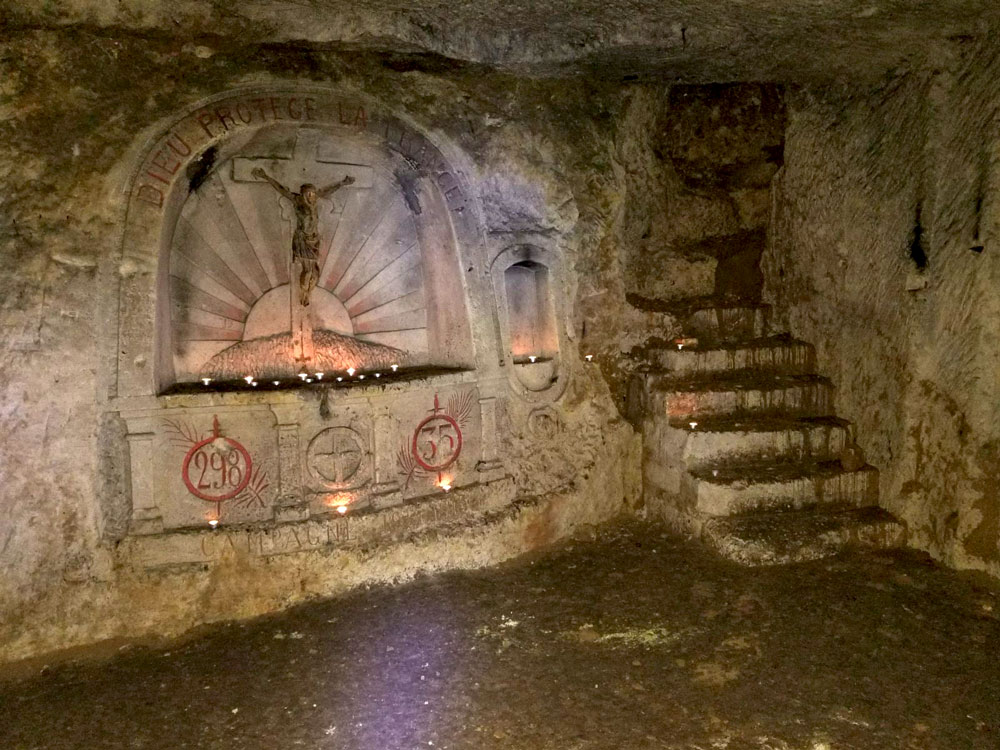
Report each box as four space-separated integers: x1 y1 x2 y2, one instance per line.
251 168 354 307
233 130 372 363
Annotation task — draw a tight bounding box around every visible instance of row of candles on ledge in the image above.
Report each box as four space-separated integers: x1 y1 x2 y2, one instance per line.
200 364 401 388
199 354 602 387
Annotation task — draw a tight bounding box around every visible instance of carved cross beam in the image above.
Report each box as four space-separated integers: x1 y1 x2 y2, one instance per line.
231 129 374 197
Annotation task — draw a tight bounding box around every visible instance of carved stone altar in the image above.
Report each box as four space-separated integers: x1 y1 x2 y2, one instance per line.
109 85 570 569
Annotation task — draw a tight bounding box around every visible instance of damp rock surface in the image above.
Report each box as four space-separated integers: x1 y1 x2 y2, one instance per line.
2 520 998 750
2 0 997 83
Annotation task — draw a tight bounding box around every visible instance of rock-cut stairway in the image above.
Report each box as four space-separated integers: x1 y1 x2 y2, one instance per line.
631 302 906 565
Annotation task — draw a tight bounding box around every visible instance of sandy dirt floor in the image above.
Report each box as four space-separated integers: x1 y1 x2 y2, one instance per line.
2 520 998 749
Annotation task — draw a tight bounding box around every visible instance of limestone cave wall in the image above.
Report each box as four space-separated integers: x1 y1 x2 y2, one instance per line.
620 84 785 303
0 31 667 665
0 24 793 667
763 38 1000 578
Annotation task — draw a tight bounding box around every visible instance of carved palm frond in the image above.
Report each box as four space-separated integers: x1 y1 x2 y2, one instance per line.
233 466 271 509
447 389 476 428
162 418 200 447
397 442 418 476
396 440 429 490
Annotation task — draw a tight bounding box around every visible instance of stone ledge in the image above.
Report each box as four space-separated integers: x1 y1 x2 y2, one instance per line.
117 477 516 570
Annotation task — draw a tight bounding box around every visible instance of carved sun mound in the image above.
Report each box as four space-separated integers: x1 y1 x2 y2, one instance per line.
201 329 407 380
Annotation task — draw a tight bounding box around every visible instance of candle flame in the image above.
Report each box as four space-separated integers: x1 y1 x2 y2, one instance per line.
390 364 398 372
202 377 212 385
244 375 254 383
315 372 324 380
347 367 356 376
325 492 354 513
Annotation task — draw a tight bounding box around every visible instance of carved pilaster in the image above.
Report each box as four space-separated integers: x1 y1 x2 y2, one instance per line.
371 411 402 508
272 403 309 522
476 396 504 477
125 416 163 535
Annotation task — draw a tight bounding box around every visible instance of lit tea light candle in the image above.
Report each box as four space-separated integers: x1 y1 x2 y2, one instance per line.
358 374 365 380
298 372 308 381
438 478 452 492
305 378 313 384
251 380 259 387
273 380 280 386
584 354 593 362
336 376 343 382
375 372 381 378
336 505 348 515
390 364 398 372
528 355 537 363
208 519 219 529
347 367 355 376
315 372 324 380
202 377 212 386
689 421 698 429
244 375 254 384
677 344 684 350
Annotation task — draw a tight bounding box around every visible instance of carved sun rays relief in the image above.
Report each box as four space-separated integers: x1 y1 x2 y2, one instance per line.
169 126 431 384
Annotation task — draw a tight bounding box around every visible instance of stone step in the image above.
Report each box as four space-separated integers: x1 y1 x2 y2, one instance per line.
683 304 769 343
687 458 878 516
643 335 815 377
650 372 834 420
701 506 906 566
667 414 850 467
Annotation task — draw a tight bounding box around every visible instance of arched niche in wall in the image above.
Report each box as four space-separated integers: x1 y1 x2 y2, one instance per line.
115 86 481 396
490 244 568 401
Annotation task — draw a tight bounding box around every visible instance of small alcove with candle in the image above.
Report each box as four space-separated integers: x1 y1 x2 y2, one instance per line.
492 244 567 399
505 259 557 366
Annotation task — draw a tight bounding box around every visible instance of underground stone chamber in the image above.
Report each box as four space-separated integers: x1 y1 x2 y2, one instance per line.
1 7 999 746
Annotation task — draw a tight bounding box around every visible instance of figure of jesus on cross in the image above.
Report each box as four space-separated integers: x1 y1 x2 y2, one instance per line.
251 167 355 307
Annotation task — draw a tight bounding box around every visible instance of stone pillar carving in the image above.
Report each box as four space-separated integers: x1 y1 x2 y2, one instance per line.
271 403 309 522
372 412 400 493
476 396 504 477
125 415 163 535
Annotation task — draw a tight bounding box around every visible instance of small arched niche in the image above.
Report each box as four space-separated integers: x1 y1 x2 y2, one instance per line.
491 245 567 400
504 260 558 363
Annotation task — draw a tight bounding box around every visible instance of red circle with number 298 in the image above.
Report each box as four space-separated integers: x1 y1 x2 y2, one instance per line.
182 434 253 502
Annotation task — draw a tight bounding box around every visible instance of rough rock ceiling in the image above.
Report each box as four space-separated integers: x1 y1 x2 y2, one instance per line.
3 0 998 82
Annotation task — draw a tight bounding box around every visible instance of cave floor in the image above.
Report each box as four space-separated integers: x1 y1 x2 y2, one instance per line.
2 520 999 750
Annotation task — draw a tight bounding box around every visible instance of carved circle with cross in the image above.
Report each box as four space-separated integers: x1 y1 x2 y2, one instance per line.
307 426 369 489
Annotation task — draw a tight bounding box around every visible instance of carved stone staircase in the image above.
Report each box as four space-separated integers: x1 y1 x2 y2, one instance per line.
631 301 906 565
